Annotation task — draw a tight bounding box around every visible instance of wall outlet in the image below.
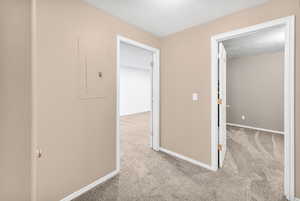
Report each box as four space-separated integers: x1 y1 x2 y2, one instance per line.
241 115 246 120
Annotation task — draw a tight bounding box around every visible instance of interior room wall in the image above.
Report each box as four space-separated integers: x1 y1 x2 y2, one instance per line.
0 0 31 201
160 0 300 197
227 51 284 132
120 43 152 116
33 0 159 201
120 67 151 116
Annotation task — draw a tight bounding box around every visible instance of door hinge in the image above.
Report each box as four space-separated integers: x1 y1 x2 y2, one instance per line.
217 98 223 105
218 144 223 151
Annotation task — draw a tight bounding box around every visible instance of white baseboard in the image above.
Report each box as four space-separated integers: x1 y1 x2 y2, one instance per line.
159 147 216 171
60 169 119 201
227 123 284 135
294 197 300 201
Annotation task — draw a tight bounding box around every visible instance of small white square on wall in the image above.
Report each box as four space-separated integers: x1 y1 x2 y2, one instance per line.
192 93 199 101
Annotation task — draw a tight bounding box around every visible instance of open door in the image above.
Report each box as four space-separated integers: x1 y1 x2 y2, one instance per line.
218 42 227 168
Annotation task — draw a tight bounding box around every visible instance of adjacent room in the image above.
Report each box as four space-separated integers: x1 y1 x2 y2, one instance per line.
119 41 154 174
221 25 285 200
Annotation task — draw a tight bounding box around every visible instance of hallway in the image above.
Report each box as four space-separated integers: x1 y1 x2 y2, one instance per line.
74 113 285 201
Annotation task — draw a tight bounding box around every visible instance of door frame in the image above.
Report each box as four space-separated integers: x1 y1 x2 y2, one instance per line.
116 35 160 172
210 16 295 200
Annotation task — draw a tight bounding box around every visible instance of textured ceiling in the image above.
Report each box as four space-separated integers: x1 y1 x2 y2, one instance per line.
120 43 153 70
84 0 269 36
223 25 285 58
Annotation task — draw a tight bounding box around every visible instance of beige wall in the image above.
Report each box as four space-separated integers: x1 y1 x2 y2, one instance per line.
160 0 300 197
227 52 284 132
0 0 31 201
34 0 160 200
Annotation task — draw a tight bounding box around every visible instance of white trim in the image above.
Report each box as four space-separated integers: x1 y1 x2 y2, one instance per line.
60 170 118 201
159 148 217 171
116 36 121 172
227 123 284 135
211 16 295 200
285 16 295 201
152 47 160 151
31 0 37 200
116 36 161 173
294 197 300 201
117 36 159 53
211 37 219 171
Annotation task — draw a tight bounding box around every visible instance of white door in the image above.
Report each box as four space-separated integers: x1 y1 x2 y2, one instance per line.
218 42 227 168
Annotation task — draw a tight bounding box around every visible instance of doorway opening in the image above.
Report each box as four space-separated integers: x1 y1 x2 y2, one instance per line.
116 36 160 172
211 16 295 200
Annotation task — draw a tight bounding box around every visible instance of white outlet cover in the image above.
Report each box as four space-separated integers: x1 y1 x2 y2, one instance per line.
192 93 198 101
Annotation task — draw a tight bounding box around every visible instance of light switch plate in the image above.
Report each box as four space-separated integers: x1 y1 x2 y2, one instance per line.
192 93 198 101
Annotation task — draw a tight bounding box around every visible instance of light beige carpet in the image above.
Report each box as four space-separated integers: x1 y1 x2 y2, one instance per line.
74 112 285 201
